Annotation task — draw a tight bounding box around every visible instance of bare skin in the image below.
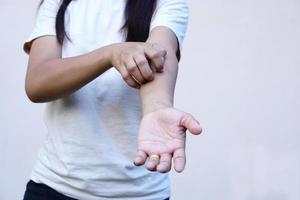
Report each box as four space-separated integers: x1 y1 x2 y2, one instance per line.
134 26 202 173
25 26 202 173
134 107 202 173
25 38 166 102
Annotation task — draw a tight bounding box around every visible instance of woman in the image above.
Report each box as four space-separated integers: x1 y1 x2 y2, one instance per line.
22 0 202 199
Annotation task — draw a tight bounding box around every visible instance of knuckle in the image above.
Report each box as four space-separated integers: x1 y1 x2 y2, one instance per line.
144 72 153 80
150 43 166 55
127 82 135 87
150 51 160 59
160 48 167 55
137 77 146 84
122 72 131 80
127 65 136 73
143 42 152 49
121 53 129 61
133 43 143 51
153 51 161 58
137 59 148 66
126 80 138 88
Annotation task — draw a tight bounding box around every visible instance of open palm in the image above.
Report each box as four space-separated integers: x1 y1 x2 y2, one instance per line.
133 107 202 173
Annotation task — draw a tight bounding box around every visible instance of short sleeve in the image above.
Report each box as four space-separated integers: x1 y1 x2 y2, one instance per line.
23 0 60 54
150 0 189 59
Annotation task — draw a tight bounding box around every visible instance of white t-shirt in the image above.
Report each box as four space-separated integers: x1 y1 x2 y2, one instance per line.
23 0 189 199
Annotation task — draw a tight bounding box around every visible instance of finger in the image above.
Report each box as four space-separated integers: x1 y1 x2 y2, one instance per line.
133 150 147 166
133 54 154 81
173 147 186 173
151 43 167 58
157 153 172 173
146 154 160 171
126 57 146 84
144 45 166 72
118 65 140 89
180 113 202 135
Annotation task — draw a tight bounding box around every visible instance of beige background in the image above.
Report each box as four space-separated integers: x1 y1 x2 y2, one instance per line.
1 0 299 199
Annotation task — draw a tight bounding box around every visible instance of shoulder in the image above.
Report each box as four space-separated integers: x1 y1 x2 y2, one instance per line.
37 0 61 16
155 0 189 11
39 0 61 8
153 0 189 22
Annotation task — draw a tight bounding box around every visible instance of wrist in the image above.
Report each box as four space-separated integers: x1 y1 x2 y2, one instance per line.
105 42 125 67
101 43 118 69
142 100 173 116
91 45 112 72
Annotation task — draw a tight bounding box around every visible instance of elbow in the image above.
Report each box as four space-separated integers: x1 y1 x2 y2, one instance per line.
25 82 43 103
26 93 44 103
25 79 49 103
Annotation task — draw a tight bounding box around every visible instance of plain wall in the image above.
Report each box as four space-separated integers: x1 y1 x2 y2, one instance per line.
1 0 299 199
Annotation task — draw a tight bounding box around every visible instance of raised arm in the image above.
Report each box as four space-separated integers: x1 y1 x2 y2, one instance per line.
133 26 203 173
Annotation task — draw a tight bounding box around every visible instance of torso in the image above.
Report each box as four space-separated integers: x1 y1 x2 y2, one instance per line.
30 1 170 199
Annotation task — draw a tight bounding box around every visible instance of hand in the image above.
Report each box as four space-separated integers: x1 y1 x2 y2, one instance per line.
108 42 167 89
133 107 203 173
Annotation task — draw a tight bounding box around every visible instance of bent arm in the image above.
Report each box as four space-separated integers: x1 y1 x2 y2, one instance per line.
25 36 112 103
25 35 167 103
140 26 180 115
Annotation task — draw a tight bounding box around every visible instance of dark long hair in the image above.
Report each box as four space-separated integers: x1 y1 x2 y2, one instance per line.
39 0 157 44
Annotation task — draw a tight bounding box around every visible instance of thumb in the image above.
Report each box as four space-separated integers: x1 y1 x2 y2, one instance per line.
180 113 202 135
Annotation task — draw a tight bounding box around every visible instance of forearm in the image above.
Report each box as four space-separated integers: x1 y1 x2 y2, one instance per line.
26 45 112 102
139 27 179 116
139 53 178 115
